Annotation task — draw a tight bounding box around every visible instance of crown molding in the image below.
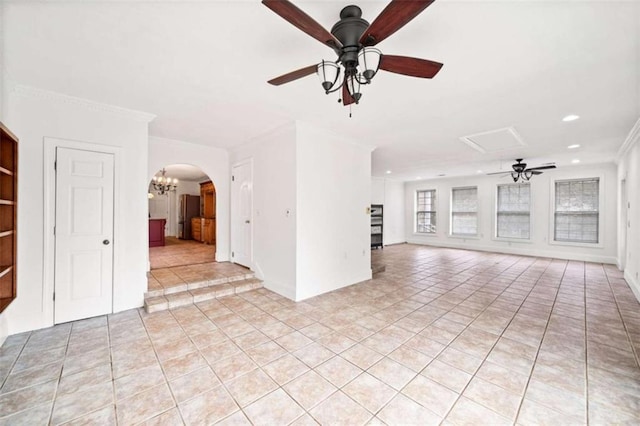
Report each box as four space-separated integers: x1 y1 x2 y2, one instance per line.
617 116 640 162
9 84 156 123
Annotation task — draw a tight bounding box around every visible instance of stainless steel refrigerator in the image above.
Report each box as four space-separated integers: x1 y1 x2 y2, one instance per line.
178 194 200 239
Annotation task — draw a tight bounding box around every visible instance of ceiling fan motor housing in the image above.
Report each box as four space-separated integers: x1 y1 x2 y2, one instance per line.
331 6 369 68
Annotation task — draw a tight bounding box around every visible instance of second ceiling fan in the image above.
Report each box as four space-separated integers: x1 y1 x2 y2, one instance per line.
262 0 443 106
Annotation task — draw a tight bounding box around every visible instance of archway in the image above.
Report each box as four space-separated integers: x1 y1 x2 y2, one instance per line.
147 164 217 269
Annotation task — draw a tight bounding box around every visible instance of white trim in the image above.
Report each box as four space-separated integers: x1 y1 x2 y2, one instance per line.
548 175 605 249
616 116 640 162
624 270 640 303
230 158 254 269
43 138 121 326
10 84 156 123
406 240 617 265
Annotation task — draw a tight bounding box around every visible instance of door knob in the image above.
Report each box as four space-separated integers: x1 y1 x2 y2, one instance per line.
103 239 110 245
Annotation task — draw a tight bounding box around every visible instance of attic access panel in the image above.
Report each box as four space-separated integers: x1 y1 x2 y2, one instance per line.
459 127 527 154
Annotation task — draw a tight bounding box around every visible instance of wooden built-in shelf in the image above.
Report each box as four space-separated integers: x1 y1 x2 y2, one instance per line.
0 121 17 313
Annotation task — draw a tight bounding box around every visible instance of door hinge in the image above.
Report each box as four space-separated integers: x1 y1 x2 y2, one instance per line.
232 251 234 257
53 292 55 301
53 226 56 235
232 175 235 182
54 161 57 171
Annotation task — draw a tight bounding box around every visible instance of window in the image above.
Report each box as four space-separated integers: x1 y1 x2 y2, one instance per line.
496 184 530 239
554 178 599 243
416 190 436 233
451 187 478 236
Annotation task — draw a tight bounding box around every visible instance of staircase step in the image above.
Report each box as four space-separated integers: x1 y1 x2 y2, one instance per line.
144 278 263 313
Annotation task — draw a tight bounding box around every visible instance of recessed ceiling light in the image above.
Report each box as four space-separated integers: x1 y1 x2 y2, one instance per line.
385 170 392 174
562 114 580 122
416 176 422 180
477 170 483 174
567 144 580 149
571 159 580 164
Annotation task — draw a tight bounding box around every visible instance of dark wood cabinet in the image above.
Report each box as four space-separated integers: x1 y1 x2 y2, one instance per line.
149 219 166 247
0 122 18 313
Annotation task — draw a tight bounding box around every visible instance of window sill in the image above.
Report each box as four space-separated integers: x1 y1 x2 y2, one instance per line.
548 239 603 249
448 234 480 240
413 232 438 237
492 237 532 244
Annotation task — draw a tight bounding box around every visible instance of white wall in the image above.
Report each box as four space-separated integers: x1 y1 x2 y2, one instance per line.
405 162 618 264
371 177 406 246
617 119 640 300
231 123 298 299
295 121 372 301
2 85 154 336
149 136 229 261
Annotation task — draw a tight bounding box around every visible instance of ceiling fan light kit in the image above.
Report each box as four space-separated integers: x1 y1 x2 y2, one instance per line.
263 0 443 109
488 159 556 183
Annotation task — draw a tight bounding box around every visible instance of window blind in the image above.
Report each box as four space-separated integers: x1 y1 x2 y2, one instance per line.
416 190 436 233
497 184 530 239
451 187 478 236
554 178 599 243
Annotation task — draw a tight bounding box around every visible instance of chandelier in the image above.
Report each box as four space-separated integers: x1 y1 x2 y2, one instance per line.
316 46 382 105
152 168 178 195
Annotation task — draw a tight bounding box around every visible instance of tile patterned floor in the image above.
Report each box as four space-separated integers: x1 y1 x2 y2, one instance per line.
1 244 640 425
147 262 252 295
150 237 216 269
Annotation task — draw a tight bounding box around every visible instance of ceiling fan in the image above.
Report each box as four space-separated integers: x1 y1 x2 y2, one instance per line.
262 0 443 107
487 159 556 183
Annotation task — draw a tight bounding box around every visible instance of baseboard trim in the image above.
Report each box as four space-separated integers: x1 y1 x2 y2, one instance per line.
624 270 640 303
406 240 617 265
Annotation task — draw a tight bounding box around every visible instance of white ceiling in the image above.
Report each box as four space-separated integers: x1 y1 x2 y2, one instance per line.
3 0 639 181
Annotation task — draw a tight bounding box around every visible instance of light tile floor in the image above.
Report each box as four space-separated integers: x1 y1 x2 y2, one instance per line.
150 237 216 269
1 244 639 425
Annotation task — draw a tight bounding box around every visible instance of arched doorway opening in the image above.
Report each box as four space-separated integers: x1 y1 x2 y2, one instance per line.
148 164 216 269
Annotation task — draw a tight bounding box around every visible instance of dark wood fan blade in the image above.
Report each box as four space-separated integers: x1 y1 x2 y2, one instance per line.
262 0 342 50
530 170 543 175
268 64 318 86
343 83 356 106
379 55 443 78
486 171 511 176
525 165 557 171
360 0 436 46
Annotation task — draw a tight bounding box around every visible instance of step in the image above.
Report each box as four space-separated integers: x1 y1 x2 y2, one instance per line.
144 278 263 313
145 271 256 298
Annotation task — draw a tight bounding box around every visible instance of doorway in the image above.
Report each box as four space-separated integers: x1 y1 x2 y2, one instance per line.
231 160 253 268
52 146 115 324
148 164 217 269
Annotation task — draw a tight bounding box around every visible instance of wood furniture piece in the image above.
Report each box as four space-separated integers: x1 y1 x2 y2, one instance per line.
0 122 18 313
191 217 215 245
371 204 383 249
191 217 202 242
148 218 166 247
190 181 216 245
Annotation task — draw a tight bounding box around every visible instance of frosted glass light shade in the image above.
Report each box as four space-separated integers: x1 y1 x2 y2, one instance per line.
346 74 362 103
358 47 381 81
317 61 340 92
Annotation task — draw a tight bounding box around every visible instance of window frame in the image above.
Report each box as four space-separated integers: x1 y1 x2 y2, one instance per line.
415 189 437 234
549 176 604 248
493 183 532 243
449 186 479 238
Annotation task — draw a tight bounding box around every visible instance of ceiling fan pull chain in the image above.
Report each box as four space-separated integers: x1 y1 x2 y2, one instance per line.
349 104 352 118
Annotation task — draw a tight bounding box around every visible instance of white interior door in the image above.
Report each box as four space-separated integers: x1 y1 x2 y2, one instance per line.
55 147 114 324
231 161 253 267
